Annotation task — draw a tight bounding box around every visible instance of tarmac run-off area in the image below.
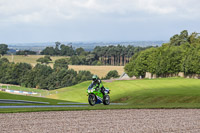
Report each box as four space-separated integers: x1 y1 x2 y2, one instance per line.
1 109 200 133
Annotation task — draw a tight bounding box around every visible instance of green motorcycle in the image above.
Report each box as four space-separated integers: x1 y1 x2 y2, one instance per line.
87 83 110 106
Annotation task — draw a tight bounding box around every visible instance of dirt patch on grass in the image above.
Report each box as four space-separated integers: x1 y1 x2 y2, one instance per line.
119 96 131 102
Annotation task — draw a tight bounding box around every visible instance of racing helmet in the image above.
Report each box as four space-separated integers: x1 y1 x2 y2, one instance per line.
92 75 98 82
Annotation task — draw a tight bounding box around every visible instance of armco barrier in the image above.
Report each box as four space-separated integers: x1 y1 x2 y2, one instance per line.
4 89 37 95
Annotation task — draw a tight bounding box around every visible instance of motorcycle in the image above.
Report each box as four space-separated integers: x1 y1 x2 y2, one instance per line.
87 83 110 106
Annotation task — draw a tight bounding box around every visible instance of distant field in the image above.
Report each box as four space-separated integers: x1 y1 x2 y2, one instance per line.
69 65 124 78
47 78 200 105
3 55 68 66
3 55 124 77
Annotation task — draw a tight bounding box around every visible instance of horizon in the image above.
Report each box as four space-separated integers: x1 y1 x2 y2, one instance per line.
7 40 167 45
7 40 166 52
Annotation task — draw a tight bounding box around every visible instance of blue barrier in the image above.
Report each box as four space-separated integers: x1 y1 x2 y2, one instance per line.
3 89 38 95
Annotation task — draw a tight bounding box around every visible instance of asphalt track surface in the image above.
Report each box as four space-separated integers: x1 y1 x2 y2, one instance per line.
0 105 88 108
0 99 49 104
58 102 127 105
0 103 126 108
1 109 200 133
0 100 126 108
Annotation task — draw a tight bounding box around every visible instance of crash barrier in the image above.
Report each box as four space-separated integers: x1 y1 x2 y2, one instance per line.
0 88 38 95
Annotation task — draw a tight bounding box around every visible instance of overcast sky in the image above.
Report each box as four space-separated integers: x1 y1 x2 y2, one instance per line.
0 0 200 43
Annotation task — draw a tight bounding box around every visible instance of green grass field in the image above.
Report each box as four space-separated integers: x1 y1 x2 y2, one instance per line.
1 78 200 113
47 78 200 105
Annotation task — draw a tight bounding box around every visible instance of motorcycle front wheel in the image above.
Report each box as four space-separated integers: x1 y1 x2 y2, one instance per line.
88 94 96 106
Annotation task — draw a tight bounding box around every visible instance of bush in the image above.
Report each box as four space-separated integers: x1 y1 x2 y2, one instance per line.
0 57 9 63
36 55 52 64
104 70 119 79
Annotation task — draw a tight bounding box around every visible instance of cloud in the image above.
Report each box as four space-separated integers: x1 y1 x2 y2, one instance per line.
0 0 200 24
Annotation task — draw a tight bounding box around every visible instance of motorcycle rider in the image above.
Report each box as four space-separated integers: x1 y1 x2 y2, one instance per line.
92 75 105 95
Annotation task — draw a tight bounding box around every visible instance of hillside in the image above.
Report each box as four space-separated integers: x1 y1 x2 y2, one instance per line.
47 78 200 104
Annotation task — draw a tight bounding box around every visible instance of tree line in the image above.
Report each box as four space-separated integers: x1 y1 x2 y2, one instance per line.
16 50 37 55
0 58 93 90
40 42 153 66
93 45 154 66
125 30 200 77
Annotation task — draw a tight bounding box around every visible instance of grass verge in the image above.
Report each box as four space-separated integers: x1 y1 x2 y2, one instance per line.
2 103 200 113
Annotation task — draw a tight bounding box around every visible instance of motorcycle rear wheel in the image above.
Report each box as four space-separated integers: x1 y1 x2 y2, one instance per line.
103 95 110 105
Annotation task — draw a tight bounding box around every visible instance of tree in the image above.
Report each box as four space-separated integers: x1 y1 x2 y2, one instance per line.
32 64 53 89
54 58 69 70
76 70 93 83
40 47 56 55
55 42 61 49
86 54 97 65
55 42 61 55
70 56 82 65
60 45 75 56
188 32 200 44
76 47 85 56
170 30 189 46
55 69 77 88
0 44 9 56
13 63 32 84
